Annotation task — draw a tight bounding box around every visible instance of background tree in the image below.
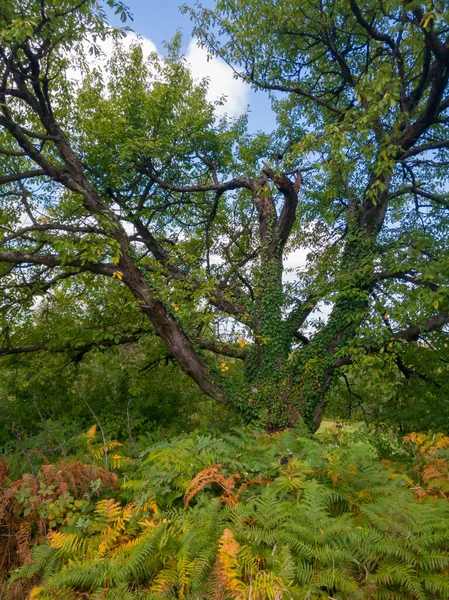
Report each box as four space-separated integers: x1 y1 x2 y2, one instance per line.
1 0 449 432
0 275 238 452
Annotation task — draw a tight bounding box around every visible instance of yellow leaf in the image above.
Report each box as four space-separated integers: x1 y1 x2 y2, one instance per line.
112 271 123 280
423 14 432 28
237 338 247 347
85 424 97 442
433 299 439 309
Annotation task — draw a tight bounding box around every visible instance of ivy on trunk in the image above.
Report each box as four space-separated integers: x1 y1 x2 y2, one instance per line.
1 0 449 431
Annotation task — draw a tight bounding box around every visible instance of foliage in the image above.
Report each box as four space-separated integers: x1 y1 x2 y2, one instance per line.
3 425 449 599
1 0 449 431
402 432 449 501
0 454 118 590
0 326 240 454
325 350 449 433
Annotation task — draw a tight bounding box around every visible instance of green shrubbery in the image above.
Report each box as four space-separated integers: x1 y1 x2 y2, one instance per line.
2 424 449 599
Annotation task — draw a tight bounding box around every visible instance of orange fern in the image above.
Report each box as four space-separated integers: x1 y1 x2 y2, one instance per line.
184 465 238 509
0 460 8 489
0 459 118 575
16 522 32 564
403 432 449 500
184 466 271 508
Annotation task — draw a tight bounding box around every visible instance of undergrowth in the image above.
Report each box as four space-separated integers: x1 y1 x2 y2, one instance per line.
1 424 449 599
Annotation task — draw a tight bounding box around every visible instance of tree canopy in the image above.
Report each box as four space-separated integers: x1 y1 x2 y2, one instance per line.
1 0 449 431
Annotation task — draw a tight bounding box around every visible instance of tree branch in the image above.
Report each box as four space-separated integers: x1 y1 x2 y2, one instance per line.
0 223 108 245
376 270 440 292
401 140 449 159
0 169 47 185
141 167 256 194
388 185 449 208
392 314 449 342
263 167 300 249
0 334 145 360
195 338 248 359
0 251 116 276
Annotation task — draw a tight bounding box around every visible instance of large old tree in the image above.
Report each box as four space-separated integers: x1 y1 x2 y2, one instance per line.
1 0 449 430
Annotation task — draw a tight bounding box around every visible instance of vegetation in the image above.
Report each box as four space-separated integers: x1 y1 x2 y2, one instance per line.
2 425 449 600
1 0 449 431
1 0 449 597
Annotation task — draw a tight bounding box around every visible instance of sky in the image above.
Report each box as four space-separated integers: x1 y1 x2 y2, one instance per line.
102 1 314 297
105 0 275 130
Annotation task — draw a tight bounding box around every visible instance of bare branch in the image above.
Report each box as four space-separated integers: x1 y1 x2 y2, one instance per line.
141 167 256 194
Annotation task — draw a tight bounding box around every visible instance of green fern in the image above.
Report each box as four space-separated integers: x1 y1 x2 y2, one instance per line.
8 425 449 599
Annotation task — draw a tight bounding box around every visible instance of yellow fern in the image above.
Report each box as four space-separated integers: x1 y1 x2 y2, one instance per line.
215 528 244 597
435 435 449 449
109 536 142 557
48 531 84 555
95 498 123 522
84 424 97 444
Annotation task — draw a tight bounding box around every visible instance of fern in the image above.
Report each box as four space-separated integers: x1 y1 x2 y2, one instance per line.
7 425 449 599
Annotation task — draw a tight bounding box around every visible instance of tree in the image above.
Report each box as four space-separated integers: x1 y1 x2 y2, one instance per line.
1 0 449 432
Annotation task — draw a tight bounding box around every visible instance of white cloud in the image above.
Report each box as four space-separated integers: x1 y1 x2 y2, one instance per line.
185 38 250 118
284 247 309 270
66 34 249 119
283 247 309 283
66 32 157 86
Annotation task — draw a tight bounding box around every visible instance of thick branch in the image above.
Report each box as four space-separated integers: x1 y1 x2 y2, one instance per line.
263 167 300 249
349 0 395 51
0 334 143 360
401 140 449 159
392 315 449 342
0 251 116 276
0 331 247 362
0 169 46 184
195 338 248 359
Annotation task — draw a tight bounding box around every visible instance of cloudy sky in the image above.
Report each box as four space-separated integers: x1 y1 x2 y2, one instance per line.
102 1 313 288
104 0 274 128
